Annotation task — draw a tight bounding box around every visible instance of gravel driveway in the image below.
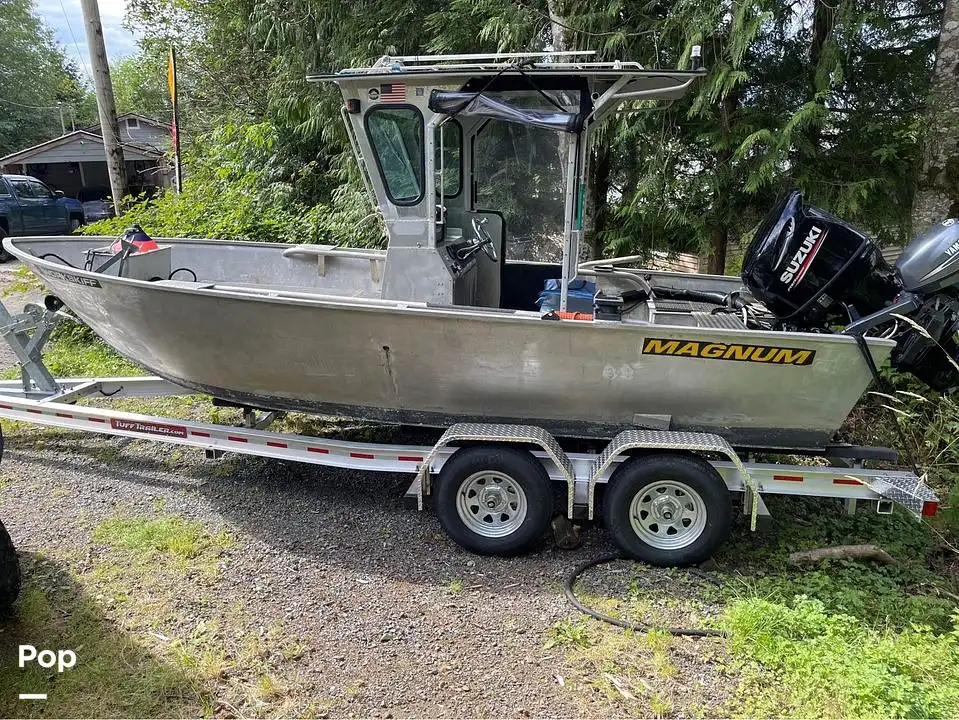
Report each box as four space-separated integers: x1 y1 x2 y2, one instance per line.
0 266 730 718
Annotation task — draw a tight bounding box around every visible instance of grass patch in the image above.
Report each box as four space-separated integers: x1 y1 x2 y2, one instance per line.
546 619 592 649
0 322 143 380
0 512 321 716
0 555 207 717
554 497 959 718
92 515 224 559
549 563 732 717
726 596 959 718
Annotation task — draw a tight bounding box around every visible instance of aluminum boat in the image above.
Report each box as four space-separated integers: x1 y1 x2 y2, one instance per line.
6 51 959 450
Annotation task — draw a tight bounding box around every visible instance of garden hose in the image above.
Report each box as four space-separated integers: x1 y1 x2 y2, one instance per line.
564 553 727 638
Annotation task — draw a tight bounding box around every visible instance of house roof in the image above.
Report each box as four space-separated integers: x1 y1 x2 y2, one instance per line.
0 130 165 167
84 113 171 132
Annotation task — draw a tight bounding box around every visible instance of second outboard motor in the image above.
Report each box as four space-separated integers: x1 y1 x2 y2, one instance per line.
891 219 959 390
741 190 900 326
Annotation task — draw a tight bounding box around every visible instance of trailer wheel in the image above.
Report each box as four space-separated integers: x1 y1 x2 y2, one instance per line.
0 518 19 613
435 446 552 556
603 454 731 567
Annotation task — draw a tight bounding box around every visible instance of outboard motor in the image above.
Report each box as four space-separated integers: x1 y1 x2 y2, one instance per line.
741 190 899 326
742 190 959 391
889 219 959 390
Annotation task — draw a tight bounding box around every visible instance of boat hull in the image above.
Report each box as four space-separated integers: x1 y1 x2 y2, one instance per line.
5 237 895 449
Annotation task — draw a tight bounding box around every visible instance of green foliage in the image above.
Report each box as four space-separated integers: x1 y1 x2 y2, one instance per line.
726 596 959 718
111 49 172 122
717 492 957 633
841 370 959 540
0 0 95 156
545 619 592 649
84 122 385 246
21 322 145 378
109 0 944 266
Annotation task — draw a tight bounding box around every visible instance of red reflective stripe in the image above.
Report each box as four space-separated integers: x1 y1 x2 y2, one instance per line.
398 455 424 462
307 447 329 454
267 441 287 448
922 501 939 517
350 452 375 459
55 412 73 418
833 478 861 485
26 408 42 414
191 430 210 437
227 436 248 443
89 417 106 423
773 474 803 483
0 403 12 410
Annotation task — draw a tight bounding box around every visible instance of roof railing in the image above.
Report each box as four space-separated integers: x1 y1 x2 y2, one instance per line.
328 51 652 75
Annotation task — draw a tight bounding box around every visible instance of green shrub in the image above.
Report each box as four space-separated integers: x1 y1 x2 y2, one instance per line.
84 122 385 248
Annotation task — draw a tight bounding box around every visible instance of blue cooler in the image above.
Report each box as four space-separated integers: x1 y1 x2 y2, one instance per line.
536 279 596 313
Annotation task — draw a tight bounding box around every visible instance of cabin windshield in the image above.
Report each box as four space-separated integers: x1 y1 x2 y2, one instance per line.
474 112 568 262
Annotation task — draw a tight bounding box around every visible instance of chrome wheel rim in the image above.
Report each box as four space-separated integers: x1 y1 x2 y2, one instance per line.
629 480 707 550
456 470 528 538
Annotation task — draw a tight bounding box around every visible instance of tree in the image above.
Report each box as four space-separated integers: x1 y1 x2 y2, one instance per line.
0 0 94 155
913 0 959 231
111 50 171 122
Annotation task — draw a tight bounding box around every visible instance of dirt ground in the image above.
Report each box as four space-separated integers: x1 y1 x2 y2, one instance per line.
0 264 732 718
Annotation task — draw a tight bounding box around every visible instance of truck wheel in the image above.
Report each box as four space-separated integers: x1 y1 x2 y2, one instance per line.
69 216 83 232
0 224 10 262
435 446 553 556
0 518 20 613
603 454 731 567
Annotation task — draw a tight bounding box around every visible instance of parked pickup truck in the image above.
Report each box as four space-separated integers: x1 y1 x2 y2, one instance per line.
0 174 85 261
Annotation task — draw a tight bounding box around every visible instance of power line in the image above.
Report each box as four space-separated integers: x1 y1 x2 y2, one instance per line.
0 98 62 110
58 0 93 82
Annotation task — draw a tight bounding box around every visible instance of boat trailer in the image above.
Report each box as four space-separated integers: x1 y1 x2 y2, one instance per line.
0 299 940 589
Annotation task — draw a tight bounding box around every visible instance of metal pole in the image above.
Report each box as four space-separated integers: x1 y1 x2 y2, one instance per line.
57 103 65 135
169 46 182 193
79 0 127 215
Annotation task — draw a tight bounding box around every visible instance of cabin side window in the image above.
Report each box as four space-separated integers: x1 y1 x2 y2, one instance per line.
435 121 462 198
366 106 424 206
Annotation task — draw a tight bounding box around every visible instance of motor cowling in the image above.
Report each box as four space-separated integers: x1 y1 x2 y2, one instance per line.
896 219 959 294
741 190 900 327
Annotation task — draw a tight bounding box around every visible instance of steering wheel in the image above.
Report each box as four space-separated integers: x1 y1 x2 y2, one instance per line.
471 216 498 262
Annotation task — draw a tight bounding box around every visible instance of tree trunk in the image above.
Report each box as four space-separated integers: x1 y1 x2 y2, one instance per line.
547 0 566 51
586 145 612 260
912 0 959 232
706 89 738 275
706 215 728 275
803 0 835 152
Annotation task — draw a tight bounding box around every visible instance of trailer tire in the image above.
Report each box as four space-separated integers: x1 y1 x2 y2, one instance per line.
435 446 552 556
603 454 731 567
0 518 20 613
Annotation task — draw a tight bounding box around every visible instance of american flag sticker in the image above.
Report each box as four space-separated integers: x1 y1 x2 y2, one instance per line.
379 83 407 102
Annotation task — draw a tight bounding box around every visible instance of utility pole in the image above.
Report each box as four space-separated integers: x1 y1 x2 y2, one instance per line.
56 103 65 135
79 0 127 214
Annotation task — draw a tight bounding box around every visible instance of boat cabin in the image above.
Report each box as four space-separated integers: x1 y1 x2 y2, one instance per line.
310 52 705 313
